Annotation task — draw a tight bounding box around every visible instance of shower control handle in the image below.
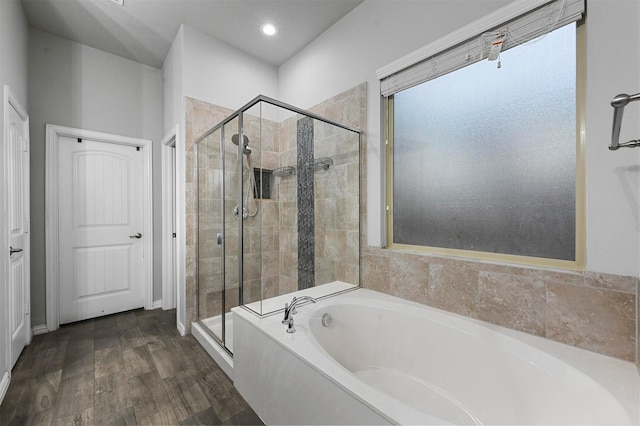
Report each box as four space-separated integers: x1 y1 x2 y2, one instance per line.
217 233 223 245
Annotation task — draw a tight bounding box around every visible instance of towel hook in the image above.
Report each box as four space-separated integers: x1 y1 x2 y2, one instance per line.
610 92 640 150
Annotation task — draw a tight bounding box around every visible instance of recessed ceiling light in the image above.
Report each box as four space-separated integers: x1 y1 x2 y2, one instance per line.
108 0 125 5
261 23 279 36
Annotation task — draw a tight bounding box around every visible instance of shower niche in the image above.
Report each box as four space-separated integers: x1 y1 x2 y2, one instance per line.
194 96 361 356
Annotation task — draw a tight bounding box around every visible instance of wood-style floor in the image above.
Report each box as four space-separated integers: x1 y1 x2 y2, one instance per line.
0 308 263 426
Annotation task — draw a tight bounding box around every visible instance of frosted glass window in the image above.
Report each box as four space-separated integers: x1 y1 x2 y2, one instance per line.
392 23 576 261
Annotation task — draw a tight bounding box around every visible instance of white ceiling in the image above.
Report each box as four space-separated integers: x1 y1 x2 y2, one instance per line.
20 0 364 69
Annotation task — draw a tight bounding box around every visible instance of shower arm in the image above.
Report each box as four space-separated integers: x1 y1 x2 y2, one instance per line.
610 93 640 150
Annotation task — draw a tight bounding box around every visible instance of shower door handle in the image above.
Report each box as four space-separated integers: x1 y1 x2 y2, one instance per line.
217 233 223 245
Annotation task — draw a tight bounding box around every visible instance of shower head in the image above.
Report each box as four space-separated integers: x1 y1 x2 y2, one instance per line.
232 134 252 155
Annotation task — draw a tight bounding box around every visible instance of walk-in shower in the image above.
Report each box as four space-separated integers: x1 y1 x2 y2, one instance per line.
193 95 361 357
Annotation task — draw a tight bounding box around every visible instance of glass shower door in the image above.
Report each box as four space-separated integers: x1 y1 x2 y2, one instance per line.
196 128 226 349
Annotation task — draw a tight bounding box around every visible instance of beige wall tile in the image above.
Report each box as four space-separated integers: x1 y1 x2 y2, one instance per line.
478 272 546 336
547 283 636 361
584 272 638 294
390 255 428 305
428 264 478 318
362 254 390 294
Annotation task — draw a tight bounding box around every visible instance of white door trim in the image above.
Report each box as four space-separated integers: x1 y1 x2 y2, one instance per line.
45 125 154 331
161 125 178 310
175 118 186 336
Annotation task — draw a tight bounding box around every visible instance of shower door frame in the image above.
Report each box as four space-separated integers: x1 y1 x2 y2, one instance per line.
194 95 361 356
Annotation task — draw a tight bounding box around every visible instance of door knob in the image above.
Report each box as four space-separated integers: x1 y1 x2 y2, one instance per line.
129 233 142 239
9 246 23 255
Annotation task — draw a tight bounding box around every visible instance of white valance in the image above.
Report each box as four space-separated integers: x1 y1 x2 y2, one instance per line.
377 0 585 97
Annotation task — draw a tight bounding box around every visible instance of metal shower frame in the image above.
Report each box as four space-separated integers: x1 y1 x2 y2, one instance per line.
194 94 361 354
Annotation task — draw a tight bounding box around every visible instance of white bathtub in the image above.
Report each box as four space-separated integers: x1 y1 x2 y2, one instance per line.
233 288 639 425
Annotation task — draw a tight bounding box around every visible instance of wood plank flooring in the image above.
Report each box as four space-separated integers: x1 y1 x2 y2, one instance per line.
0 309 263 426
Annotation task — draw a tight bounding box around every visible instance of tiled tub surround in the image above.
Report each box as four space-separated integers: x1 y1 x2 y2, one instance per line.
233 288 639 425
187 83 638 364
363 251 638 362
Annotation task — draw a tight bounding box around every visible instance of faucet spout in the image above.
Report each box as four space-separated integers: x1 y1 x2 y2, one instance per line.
282 296 317 333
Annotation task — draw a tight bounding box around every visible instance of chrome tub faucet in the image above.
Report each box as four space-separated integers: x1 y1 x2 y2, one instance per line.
282 296 317 333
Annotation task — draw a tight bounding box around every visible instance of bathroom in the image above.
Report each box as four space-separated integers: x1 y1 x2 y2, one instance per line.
1 0 639 424
186 0 639 422
180 0 639 363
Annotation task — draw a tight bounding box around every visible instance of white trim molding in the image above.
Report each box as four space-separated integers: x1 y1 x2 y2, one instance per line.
0 370 10 405
177 320 186 336
161 125 178 311
31 324 48 336
45 124 154 331
176 105 187 333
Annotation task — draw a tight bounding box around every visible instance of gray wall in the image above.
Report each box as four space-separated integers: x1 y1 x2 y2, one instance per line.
28 28 164 327
161 24 279 330
0 0 29 388
278 0 511 248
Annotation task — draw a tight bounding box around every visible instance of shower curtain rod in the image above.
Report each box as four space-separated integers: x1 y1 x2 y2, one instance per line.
610 92 640 150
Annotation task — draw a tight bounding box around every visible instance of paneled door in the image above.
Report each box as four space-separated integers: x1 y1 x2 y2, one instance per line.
5 86 31 368
57 137 145 323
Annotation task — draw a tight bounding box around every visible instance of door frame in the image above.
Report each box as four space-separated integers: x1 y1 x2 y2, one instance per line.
45 124 153 331
161 125 178 310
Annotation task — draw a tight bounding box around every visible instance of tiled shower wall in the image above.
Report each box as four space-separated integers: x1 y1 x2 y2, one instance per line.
186 94 362 325
186 99 232 329
188 99 296 326
276 113 361 294
186 82 638 363
188 101 281 324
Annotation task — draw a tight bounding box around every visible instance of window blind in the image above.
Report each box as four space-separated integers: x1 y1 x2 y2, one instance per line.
377 0 584 97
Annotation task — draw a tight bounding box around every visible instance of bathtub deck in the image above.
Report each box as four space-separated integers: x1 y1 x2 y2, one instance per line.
232 288 640 426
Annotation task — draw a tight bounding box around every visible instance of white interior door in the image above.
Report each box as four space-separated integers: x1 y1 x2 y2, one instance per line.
5 87 30 369
57 137 145 324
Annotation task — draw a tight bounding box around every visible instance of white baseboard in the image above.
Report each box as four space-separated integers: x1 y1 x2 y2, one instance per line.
0 370 10 406
32 324 48 336
177 320 186 336
151 300 163 310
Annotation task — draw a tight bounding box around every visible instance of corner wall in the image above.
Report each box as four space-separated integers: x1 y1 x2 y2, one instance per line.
165 25 280 331
182 25 279 114
28 29 164 327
